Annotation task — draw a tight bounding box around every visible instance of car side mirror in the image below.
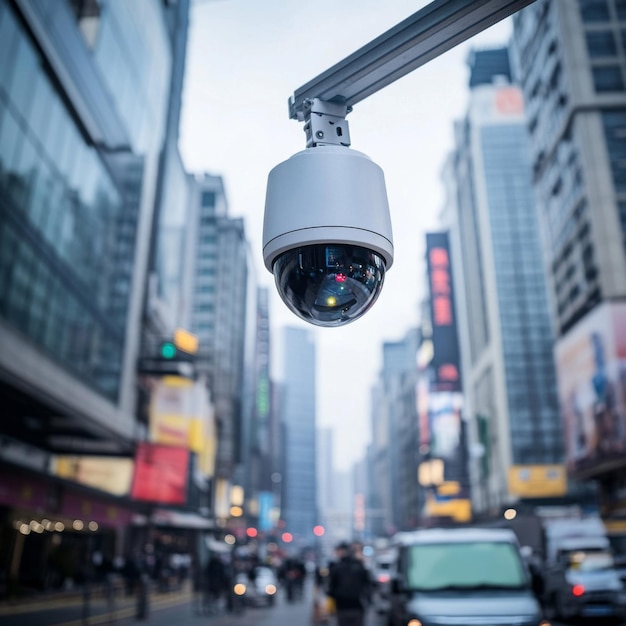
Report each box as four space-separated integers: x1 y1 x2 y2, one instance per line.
391 577 405 594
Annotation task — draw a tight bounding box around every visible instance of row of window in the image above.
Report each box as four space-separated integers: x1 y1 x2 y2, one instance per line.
0 218 123 399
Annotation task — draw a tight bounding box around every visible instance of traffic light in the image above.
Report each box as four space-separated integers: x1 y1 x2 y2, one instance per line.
138 330 198 377
160 341 177 359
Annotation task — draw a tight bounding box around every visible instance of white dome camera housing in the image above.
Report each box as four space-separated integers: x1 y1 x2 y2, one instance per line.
263 145 394 327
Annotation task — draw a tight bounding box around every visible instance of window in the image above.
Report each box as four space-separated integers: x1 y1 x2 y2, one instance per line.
406 541 526 590
579 0 610 22
586 30 617 58
592 66 625 92
201 191 216 207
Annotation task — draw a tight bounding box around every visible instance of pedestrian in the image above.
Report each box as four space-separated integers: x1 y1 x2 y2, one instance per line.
327 542 371 626
203 554 227 614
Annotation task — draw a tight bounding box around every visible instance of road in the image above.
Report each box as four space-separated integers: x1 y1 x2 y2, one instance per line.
0 581 592 626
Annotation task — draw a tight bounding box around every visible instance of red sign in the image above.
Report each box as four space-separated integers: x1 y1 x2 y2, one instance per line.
130 443 189 505
426 233 462 392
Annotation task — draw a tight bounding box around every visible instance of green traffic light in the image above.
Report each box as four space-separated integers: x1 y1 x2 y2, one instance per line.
160 342 177 359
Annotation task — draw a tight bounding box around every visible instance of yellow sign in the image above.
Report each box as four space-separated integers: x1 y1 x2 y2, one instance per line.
425 495 472 522
507 464 567 497
418 459 444 487
53 457 134 496
174 328 199 354
149 376 216 477
437 481 461 496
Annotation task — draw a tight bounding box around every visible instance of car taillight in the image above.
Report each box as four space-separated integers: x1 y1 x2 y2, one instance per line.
378 574 390 583
572 584 585 597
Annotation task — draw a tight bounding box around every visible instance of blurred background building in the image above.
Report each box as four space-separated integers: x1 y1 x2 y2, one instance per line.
441 47 564 515
511 0 626 518
278 327 318 549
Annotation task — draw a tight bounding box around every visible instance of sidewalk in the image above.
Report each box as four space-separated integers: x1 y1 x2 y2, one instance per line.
0 580 195 626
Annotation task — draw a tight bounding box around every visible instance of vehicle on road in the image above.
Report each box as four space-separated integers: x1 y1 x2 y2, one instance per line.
371 551 395 615
387 527 547 626
246 566 278 607
541 516 626 622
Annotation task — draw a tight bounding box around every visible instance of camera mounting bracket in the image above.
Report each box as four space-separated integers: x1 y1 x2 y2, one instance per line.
302 98 352 148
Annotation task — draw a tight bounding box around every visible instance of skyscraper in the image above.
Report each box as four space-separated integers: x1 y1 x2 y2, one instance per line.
0 0 188 591
279 326 318 545
444 47 563 512
185 173 248 483
0 0 178 452
512 0 626 507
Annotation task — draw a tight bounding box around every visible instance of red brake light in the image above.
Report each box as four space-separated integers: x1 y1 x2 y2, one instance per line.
378 573 390 583
572 584 585 597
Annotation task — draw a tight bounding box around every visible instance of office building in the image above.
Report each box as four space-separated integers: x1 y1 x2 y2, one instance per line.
185 173 248 484
368 329 421 533
512 0 626 507
0 0 186 592
279 326 318 545
444 47 563 512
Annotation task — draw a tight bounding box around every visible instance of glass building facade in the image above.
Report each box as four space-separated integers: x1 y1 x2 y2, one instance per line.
280 327 318 544
481 124 562 463
0 2 128 398
186 173 249 479
0 0 173 447
512 0 626 496
445 48 563 510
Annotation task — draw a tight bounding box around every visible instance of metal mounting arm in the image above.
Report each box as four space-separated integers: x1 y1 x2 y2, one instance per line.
288 0 536 122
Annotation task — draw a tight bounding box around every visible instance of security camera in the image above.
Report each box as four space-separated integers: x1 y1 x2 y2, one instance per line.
263 118 394 327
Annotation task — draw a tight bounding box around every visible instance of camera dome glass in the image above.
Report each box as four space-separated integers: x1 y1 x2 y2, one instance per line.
273 244 386 327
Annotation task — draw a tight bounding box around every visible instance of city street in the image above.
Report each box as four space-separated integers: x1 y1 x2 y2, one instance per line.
0 581 579 626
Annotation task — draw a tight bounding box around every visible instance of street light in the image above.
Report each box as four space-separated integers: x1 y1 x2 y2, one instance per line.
263 0 536 327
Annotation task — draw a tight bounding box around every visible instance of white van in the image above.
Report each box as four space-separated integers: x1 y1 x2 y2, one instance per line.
387 527 547 626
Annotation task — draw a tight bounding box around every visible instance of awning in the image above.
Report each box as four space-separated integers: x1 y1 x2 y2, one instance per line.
149 509 215 529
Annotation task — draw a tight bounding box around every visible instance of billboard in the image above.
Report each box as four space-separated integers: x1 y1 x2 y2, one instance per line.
507 464 567 498
425 233 461 392
428 392 463 461
555 302 626 477
130 443 189 505
53 456 133 496
149 376 216 477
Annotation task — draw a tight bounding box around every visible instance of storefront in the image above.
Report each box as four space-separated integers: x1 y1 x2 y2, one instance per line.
0 463 138 597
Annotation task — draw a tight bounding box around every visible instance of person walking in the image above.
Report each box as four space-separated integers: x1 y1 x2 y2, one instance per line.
327 542 371 626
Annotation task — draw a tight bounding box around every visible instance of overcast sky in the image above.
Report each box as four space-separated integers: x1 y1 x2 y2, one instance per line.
179 0 512 471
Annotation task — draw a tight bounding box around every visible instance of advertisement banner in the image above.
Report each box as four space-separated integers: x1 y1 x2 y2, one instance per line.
555 302 626 476
258 491 274 531
149 376 216 477
425 233 462 392
52 456 133 496
507 464 567 497
428 392 463 461
130 443 189 505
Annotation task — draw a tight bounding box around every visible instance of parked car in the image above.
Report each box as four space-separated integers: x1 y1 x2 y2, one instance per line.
387 527 548 626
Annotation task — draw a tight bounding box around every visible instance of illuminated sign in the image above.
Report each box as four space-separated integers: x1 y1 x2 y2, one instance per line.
130 443 189 505
508 465 567 497
426 233 461 392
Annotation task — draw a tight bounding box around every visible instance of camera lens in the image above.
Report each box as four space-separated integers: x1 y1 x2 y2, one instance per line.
272 244 386 327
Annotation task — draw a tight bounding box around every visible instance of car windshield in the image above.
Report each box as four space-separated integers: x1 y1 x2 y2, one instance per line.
407 541 527 591
569 550 615 572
